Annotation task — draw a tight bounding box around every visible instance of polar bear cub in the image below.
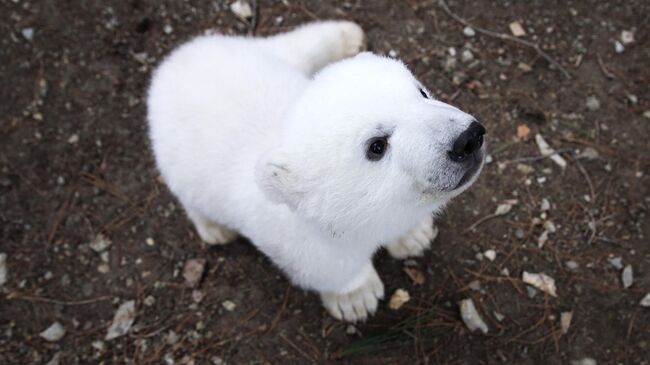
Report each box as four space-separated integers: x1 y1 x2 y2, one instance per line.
147 21 486 322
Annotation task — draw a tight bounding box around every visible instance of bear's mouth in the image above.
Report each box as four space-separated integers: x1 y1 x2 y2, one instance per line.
452 149 485 190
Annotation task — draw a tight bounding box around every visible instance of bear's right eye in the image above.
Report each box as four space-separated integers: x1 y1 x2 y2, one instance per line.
366 136 388 161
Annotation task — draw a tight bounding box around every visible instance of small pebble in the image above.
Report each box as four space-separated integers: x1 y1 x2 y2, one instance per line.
459 298 488 333
346 325 357 335
143 295 155 306
22 27 34 41
586 96 600 111
627 94 638 104
565 260 579 271
515 228 525 239
67 134 79 144
0 253 7 286
463 26 475 37
468 280 482 291
560 311 573 334
389 289 410 310
230 0 253 19
40 322 66 342
608 257 623 269
163 24 173 34
621 30 634 44
614 40 624 53
145 237 155 246
222 300 236 311
105 300 136 340
540 198 551 211
639 293 650 307
518 62 533 72
483 249 496 261
89 234 112 252
622 265 633 288
461 49 474 62
572 358 597 365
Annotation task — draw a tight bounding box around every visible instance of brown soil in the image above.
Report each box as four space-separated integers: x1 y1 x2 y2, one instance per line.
1 1 649 364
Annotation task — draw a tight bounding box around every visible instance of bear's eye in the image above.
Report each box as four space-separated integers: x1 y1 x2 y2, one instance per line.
366 136 388 161
419 88 429 99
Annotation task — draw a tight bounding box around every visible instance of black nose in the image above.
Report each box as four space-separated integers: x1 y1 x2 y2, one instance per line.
448 121 486 163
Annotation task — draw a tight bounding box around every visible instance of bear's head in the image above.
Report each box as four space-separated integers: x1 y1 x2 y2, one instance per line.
256 53 486 241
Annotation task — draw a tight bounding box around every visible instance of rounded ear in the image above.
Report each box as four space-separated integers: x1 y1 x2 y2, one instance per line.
255 150 305 210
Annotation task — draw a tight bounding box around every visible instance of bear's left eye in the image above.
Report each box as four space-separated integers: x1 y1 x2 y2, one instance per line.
366 136 388 161
419 88 429 99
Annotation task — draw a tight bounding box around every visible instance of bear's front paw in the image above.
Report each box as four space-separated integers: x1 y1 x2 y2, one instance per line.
320 266 384 323
386 216 438 259
336 21 366 58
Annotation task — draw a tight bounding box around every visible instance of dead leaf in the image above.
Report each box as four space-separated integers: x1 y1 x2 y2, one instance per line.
517 124 530 139
403 267 426 285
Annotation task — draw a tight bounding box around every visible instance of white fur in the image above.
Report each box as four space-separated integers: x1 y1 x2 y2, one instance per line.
147 21 485 322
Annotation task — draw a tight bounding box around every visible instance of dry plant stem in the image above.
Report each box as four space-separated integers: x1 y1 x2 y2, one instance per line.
438 0 572 80
7 292 112 306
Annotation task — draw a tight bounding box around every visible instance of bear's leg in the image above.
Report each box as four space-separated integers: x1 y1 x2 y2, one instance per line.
319 262 385 323
259 21 365 75
186 209 238 245
386 215 438 259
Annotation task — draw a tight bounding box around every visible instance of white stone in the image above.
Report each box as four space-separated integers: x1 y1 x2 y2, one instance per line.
230 0 253 19
105 300 136 340
522 271 557 297
621 30 634 44
22 28 34 41
614 40 624 53
639 293 650 307
463 26 475 37
622 265 633 288
40 322 66 342
483 249 496 262
459 298 488 333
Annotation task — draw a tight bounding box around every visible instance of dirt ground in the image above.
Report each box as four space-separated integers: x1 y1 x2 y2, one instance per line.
1 0 649 364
